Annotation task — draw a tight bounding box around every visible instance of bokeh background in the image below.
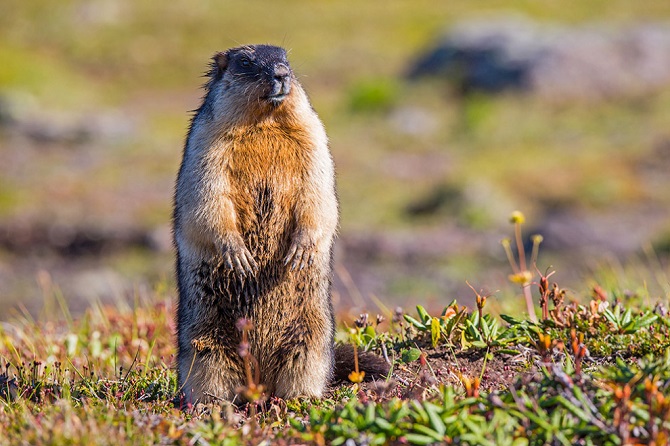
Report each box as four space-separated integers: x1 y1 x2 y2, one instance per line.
1 0 670 320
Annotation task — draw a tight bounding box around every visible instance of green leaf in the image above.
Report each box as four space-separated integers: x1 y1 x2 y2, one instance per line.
411 400 429 423
389 404 411 423
424 402 446 436
500 314 522 325
603 308 617 325
615 356 628 370
480 317 490 339
374 417 393 431
469 310 480 327
402 348 422 363
365 403 376 425
404 315 426 330
371 434 388 445
413 424 445 441
416 305 431 324
431 317 441 348
288 417 304 430
471 340 488 349
626 313 658 333
465 319 484 341
554 395 593 424
460 329 470 349
404 433 438 445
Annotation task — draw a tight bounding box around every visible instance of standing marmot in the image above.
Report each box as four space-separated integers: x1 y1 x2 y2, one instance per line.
173 44 386 404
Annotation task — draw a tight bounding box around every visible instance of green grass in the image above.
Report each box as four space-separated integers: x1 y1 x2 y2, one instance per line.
1 215 669 444
2 263 670 444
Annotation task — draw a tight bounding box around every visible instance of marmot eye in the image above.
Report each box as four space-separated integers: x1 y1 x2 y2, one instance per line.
240 58 251 68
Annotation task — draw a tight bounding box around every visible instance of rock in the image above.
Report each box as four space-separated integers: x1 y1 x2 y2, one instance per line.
408 17 539 93
0 93 135 146
408 17 670 100
530 206 670 257
0 221 156 257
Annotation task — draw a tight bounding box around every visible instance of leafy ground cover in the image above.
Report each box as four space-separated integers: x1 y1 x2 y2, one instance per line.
1 215 669 445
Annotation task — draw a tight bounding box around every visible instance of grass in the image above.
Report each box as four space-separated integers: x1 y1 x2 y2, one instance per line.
1 278 669 445
2 216 670 445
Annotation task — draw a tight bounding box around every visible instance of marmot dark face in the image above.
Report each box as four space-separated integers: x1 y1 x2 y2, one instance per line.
209 45 294 112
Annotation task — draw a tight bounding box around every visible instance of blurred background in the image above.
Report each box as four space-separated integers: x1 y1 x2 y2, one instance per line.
1 0 670 320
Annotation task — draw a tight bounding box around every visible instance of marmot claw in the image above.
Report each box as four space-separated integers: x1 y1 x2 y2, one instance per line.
284 237 316 271
221 239 258 277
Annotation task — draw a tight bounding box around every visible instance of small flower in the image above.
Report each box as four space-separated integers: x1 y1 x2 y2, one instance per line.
508 270 532 286
509 211 525 224
538 333 552 351
238 341 250 358
355 313 369 329
348 370 365 383
236 318 253 332
392 307 404 324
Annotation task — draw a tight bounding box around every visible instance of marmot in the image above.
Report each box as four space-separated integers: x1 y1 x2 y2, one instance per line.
173 44 387 404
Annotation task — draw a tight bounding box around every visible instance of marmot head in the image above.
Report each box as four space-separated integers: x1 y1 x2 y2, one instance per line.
206 45 296 113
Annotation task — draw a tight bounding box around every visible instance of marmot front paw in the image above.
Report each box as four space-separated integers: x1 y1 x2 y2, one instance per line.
220 236 258 277
284 233 317 271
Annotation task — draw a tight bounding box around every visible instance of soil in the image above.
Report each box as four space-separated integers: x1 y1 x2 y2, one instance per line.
329 345 536 403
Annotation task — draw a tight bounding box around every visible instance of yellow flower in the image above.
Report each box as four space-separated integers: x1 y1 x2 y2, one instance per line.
538 333 552 350
508 270 532 286
348 370 365 383
509 211 525 224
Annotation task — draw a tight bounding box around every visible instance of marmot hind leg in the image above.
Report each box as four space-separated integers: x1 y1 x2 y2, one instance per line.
178 344 245 405
271 341 333 399
250 299 334 399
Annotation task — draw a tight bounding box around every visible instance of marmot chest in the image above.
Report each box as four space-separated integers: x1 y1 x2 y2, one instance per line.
226 131 310 231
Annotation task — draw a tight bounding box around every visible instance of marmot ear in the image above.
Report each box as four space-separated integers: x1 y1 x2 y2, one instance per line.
212 51 229 76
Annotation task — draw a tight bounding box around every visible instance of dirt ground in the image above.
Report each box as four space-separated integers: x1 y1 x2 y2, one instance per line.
329 344 535 403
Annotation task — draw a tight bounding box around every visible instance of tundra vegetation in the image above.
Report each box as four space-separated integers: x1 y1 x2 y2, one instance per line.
2 214 670 445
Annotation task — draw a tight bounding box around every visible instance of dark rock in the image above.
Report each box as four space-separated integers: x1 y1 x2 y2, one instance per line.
530 206 669 256
0 93 135 146
408 17 543 93
409 17 670 99
0 222 156 257
405 184 464 217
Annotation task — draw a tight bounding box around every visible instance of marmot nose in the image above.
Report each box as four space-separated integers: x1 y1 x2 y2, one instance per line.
273 63 290 81
270 63 291 98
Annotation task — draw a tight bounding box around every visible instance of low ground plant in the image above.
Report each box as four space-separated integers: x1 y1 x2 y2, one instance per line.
1 214 669 445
